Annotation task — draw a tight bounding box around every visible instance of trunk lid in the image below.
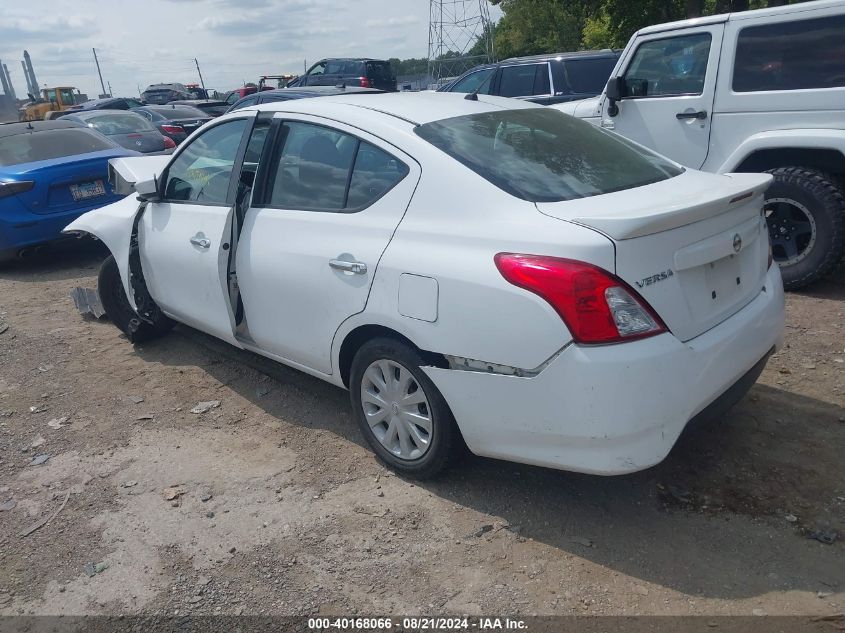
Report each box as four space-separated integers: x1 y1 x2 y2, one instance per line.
8 150 131 215
536 171 773 342
108 131 166 153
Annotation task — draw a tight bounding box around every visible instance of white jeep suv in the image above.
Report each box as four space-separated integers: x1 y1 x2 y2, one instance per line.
556 0 845 289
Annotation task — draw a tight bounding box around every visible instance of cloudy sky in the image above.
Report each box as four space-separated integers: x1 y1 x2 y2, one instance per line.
0 0 501 99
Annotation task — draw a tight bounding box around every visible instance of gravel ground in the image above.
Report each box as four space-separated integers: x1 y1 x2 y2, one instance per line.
0 241 842 617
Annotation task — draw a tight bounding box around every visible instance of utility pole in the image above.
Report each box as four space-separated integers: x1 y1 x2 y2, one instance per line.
92 48 106 97
107 81 113 97
194 58 206 93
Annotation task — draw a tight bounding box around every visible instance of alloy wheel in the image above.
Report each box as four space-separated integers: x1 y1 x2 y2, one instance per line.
765 197 817 267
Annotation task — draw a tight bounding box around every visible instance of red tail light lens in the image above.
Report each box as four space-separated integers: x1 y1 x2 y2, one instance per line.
162 135 176 149
160 124 183 135
494 253 667 345
359 76 371 88
0 180 35 199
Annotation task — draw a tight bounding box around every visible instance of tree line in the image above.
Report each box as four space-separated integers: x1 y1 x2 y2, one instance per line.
491 0 813 58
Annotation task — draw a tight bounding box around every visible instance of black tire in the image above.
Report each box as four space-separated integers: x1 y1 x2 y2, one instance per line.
765 167 845 290
98 254 174 343
349 337 462 479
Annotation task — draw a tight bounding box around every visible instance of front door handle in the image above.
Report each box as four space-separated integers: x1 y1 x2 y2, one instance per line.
676 110 708 120
329 259 367 275
190 235 211 249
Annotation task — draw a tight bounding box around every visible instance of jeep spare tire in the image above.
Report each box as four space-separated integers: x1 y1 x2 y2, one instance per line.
764 167 845 290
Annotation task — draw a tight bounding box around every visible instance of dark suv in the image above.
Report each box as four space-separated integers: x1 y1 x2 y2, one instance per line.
293 58 396 91
439 50 620 105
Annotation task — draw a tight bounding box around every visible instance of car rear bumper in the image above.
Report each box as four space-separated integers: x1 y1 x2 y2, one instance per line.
423 266 785 475
0 198 119 258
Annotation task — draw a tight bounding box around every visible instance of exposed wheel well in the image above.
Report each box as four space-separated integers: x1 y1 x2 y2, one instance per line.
337 324 448 388
734 148 845 176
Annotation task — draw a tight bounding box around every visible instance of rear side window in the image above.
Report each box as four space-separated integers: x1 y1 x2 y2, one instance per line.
367 62 393 81
265 121 407 212
555 57 618 95
623 33 711 97
415 108 682 203
0 128 116 166
498 64 550 97
733 15 845 92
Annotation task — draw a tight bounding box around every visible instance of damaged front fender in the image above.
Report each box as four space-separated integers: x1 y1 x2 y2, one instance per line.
62 195 142 310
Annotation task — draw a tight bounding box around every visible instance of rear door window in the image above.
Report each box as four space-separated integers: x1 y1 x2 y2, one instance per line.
556 57 619 95
733 15 845 92
498 64 550 97
0 128 116 166
263 121 407 212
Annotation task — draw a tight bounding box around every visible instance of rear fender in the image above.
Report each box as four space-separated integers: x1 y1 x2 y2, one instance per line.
62 195 142 310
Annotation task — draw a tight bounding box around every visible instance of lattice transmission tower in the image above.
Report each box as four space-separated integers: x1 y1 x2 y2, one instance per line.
428 0 494 87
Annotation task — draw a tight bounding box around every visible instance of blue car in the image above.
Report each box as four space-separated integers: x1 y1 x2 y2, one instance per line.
0 120 136 262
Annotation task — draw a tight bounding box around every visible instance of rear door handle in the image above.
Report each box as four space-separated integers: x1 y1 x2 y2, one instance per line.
676 110 708 120
329 259 367 275
190 235 211 249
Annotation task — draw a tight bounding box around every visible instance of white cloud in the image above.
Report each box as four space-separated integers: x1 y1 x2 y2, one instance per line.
0 0 500 99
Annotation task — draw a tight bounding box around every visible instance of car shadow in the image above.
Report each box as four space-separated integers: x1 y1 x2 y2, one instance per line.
126 322 844 602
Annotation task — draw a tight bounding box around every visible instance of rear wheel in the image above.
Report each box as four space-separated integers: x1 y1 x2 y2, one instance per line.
349 338 462 479
98 254 173 343
764 167 845 289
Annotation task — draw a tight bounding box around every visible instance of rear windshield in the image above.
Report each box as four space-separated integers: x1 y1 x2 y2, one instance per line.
0 128 116 166
83 113 155 134
149 106 207 119
414 108 682 202
326 60 366 75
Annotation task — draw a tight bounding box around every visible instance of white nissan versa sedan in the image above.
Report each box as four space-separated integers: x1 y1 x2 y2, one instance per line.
64 92 785 479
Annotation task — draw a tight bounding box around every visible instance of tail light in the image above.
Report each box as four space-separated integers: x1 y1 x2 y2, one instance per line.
162 135 176 149
494 253 667 345
160 124 183 135
358 76 371 88
0 180 35 199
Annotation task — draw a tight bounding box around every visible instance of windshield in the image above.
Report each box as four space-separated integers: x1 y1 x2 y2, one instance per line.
414 108 682 202
0 128 116 166
83 113 155 134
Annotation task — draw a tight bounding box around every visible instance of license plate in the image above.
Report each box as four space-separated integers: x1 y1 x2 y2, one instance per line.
70 180 105 201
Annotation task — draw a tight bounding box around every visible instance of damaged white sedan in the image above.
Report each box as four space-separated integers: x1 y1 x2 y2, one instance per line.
65 92 785 479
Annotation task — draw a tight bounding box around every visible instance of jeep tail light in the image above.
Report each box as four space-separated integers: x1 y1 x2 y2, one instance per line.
359 76 371 88
494 253 667 345
162 135 177 150
0 180 34 199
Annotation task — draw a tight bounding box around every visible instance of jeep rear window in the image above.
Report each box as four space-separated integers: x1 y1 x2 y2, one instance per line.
733 15 845 92
415 108 682 203
0 128 116 166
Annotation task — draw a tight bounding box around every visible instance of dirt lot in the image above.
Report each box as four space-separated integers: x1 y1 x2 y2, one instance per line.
0 242 842 617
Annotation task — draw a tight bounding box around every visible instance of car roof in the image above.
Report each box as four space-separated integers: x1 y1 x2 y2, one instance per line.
241 91 537 127
635 0 838 35
263 86 383 97
67 109 145 119
502 49 620 63
0 119 83 137
315 57 386 62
